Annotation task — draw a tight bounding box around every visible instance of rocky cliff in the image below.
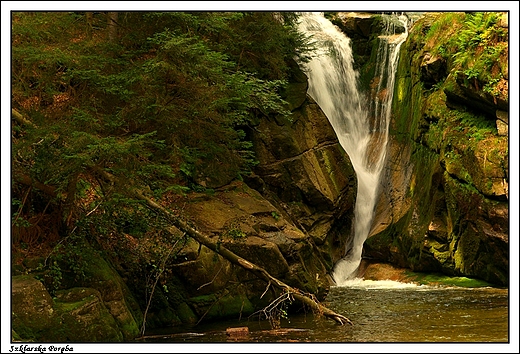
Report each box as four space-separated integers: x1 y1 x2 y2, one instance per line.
12 60 358 340
333 12 509 286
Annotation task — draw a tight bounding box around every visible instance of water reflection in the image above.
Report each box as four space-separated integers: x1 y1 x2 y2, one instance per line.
144 280 508 343
325 281 508 342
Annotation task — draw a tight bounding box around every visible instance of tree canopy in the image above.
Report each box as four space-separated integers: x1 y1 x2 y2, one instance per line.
11 11 314 278
12 12 312 226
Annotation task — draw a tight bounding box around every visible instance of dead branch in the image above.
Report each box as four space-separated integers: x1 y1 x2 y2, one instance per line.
94 167 353 326
197 263 224 291
14 173 60 199
12 108 37 128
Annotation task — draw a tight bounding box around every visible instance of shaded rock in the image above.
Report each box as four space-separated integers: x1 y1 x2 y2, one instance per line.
282 58 309 112
12 276 55 340
333 12 376 39
12 276 129 342
250 97 357 266
223 236 290 278
444 72 508 117
53 288 123 342
420 52 447 89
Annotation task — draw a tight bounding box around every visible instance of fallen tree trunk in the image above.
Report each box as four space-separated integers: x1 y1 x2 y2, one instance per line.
14 173 59 198
94 167 353 326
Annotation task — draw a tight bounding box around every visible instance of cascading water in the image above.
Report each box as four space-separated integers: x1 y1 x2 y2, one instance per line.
297 12 408 285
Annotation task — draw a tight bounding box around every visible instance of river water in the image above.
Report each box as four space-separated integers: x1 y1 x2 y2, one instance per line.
141 280 509 345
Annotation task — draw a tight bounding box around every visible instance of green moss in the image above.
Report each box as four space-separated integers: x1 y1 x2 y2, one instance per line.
214 293 255 317
55 293 97 312
11 313 38 341
176 302 198 324
408 272 493 288
146 307 181 328
12 330 26 342
51 292 125 342
321 149 341 193
189 291 254 321
427 240 451 265
392 43 424 142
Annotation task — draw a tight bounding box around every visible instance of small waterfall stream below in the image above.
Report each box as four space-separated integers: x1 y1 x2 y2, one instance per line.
297 12 408 285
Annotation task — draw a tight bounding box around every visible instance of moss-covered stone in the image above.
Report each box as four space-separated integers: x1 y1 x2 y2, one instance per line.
408 273 494 288
11 276 131 342
363 12 508 286
188 290 254 321
12 275 56 341
53 292 123 342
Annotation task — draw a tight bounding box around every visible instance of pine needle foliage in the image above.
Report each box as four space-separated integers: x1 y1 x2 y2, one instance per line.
11 11 314 260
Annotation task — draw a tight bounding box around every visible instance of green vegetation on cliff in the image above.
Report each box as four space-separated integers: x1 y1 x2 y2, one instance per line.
12 12 312 198
366 11 508 285
11 12 312 260
11 11 318 338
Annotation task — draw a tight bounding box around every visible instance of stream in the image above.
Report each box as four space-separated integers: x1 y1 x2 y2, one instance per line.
142 281 509 344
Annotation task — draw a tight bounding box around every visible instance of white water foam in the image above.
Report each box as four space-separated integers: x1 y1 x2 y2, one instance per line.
334 277 421 290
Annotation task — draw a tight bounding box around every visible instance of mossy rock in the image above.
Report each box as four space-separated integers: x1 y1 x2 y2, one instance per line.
53 291 124 342
12 275 56 341
175 302 198 324
11 276 129 342
407 272 494 288
73 242 142 340
189 291 254 321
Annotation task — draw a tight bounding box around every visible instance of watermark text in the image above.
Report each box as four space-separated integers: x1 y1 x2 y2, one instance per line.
10 345 73 353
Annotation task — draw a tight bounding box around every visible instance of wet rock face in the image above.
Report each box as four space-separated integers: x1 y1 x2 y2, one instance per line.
249 102 357 267
364 12 509 286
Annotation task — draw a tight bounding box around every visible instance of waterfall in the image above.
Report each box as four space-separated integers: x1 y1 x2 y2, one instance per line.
297 12 408 285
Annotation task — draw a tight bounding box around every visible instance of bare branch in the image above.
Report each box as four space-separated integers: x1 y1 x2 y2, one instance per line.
197 263 224 291
93 167 353 326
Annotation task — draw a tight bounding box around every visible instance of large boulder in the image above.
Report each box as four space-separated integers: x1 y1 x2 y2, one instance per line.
12 275 137 342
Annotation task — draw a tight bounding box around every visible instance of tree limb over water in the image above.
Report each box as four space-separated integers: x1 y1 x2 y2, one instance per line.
12 102 353 327
94 167 353 326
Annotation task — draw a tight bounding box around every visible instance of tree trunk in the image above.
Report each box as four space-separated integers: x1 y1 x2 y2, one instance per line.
107 12 118 42
86 12 93 40
12 108 36 128
94 167 353 326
